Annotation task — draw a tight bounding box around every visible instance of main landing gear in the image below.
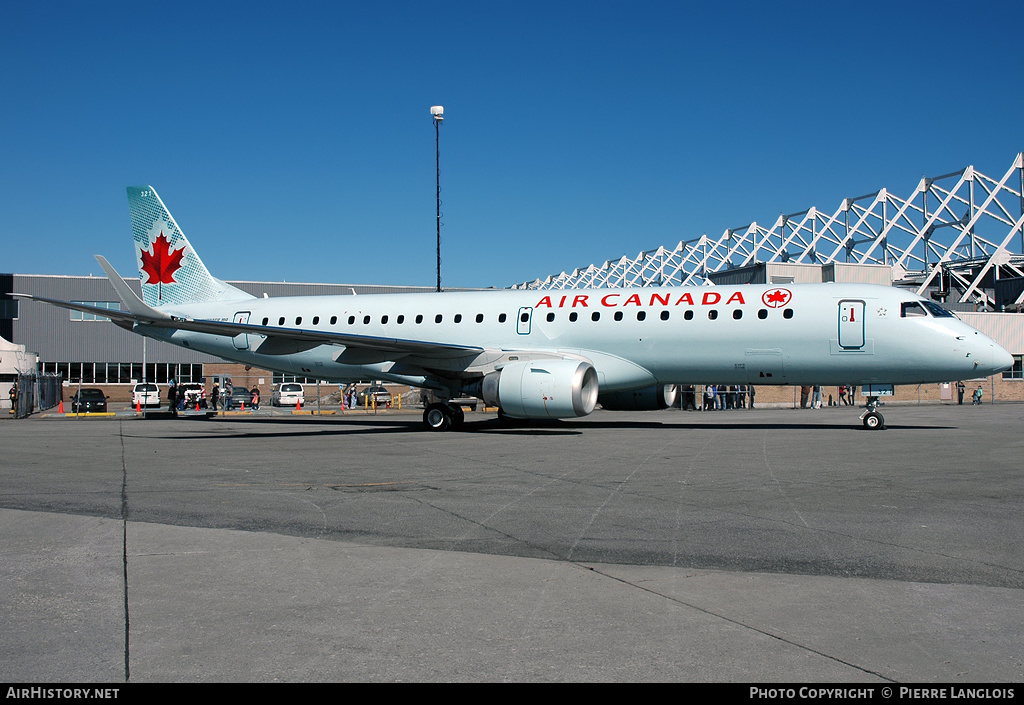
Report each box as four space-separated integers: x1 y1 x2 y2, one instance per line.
423 402 465 431
860 396 884 430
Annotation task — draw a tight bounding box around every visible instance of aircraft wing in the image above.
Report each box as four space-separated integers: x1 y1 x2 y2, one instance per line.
12 293 482 359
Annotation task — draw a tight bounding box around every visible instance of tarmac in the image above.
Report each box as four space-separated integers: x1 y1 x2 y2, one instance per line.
1 402 1022 683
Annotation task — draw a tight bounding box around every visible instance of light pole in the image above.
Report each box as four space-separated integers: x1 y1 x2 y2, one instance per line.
431 105 444 292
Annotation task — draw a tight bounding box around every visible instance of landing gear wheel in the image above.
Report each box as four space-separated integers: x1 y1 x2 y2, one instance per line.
447 403 465 430
862 411 884 430
423 403 452 431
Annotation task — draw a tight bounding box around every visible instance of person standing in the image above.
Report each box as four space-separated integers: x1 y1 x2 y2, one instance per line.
211 383 220 411
956 380 965 405
973 386 983 405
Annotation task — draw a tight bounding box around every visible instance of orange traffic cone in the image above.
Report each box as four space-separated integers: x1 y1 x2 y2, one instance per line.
196 402 200 411
59 400 64 414
241 401 245 411
296 399 301 411
136 399 141 412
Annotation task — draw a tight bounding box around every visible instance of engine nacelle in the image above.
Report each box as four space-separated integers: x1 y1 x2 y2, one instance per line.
482 360 599 419
599 384 679 411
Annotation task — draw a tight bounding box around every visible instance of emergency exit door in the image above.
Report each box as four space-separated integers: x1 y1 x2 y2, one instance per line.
838 300 865 349
232 311 251 350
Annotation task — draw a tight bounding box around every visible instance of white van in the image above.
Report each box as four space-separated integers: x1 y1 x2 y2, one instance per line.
271 383 305 407
132 382 160 409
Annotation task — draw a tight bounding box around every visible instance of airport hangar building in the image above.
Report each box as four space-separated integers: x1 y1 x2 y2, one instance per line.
2 265 1024 409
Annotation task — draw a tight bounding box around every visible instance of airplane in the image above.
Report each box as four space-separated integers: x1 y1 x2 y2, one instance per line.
15 185 1014 431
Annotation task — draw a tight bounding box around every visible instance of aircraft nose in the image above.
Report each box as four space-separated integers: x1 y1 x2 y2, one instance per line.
992 342 1014 374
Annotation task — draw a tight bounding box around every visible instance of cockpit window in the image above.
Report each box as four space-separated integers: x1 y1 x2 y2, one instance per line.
901 302 927 317
921 300 956 318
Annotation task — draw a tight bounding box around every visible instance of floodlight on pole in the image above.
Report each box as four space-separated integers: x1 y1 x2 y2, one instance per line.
431 106 444 292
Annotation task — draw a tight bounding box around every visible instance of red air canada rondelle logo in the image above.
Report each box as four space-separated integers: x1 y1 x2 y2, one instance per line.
140 231 185 285
762 288 792 308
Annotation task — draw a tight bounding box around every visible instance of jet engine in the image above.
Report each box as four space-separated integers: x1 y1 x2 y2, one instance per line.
481 359 599 419
598 384 679 411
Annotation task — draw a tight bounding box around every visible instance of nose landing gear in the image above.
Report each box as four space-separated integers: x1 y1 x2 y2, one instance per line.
860 396 885 430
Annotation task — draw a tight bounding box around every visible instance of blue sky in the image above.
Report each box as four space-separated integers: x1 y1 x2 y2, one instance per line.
3 0 1023 289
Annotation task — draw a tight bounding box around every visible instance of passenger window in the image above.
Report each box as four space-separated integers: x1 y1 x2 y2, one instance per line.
416 314 423 324
569 312 578 322
614 311 623 321
637 311 646 321
733 310 742 320
498 313 507 323
475 313 483 323
330 316 337 325
262 317 268 325
435 314 443 323
661 310 670 321
363 315 370 324
454 314 462 323
757 309 767 319
381 315 388 324
708 310 718 320
546 312 555 322
347 315 355 325
312 316 319 325
783 309 794 319
397 315 405 324
296 317 302 325
683 310 693 321
278 317 285 325
592 312 601 321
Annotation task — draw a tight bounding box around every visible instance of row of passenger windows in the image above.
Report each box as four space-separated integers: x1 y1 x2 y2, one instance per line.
260 308 794 327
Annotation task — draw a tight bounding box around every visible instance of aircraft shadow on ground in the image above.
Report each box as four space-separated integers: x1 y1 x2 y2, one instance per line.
123 414 952 440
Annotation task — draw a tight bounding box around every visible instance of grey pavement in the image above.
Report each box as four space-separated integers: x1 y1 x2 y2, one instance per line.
1 403 1022 682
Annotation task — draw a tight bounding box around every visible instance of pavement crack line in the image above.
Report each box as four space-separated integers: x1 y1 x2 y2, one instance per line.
118 422 130 682
581 562 897 682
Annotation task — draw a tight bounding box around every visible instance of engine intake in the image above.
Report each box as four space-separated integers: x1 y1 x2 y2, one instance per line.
482 360 599 419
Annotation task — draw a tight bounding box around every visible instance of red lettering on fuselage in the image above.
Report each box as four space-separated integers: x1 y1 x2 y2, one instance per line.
535 290 748 309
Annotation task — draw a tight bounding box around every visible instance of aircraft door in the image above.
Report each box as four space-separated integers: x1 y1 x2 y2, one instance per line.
232 311 251 350
517 307 533 335
838 300 865 349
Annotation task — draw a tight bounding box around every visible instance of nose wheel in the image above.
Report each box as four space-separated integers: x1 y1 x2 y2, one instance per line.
860 396 885 430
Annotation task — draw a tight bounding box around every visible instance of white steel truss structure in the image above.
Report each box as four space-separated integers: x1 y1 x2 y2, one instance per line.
513 153 1024 308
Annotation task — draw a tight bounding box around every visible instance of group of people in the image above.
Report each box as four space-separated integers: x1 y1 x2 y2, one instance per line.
678 384 755 411
166 379 261 413
955 380 986 405
801 385 858 408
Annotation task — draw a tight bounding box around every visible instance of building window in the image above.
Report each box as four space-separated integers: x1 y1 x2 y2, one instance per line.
1003 355 1023 379
70 301 120 321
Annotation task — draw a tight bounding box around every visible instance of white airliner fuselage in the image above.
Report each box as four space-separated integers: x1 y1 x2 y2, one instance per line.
15 186 1014 431
146 284 1006 392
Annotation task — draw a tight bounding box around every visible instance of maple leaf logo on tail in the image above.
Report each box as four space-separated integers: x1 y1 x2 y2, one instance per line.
140 231 186 301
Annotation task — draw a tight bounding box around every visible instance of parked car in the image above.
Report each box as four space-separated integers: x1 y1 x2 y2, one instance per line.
225 386 251 409
71 388 108 413
360 385 392 407
132 382 160 409
271 383 305 407
179 383 208 409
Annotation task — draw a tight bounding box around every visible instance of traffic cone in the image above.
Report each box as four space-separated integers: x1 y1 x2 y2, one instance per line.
59 400 64 414
241 401 245 411
296 399 301 411
136 399 141 413
196 402 200 411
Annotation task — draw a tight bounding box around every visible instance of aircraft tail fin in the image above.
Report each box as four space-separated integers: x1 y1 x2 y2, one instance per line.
127 186 254 306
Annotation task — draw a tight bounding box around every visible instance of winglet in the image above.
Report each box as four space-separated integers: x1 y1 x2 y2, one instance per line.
94 255 170 321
